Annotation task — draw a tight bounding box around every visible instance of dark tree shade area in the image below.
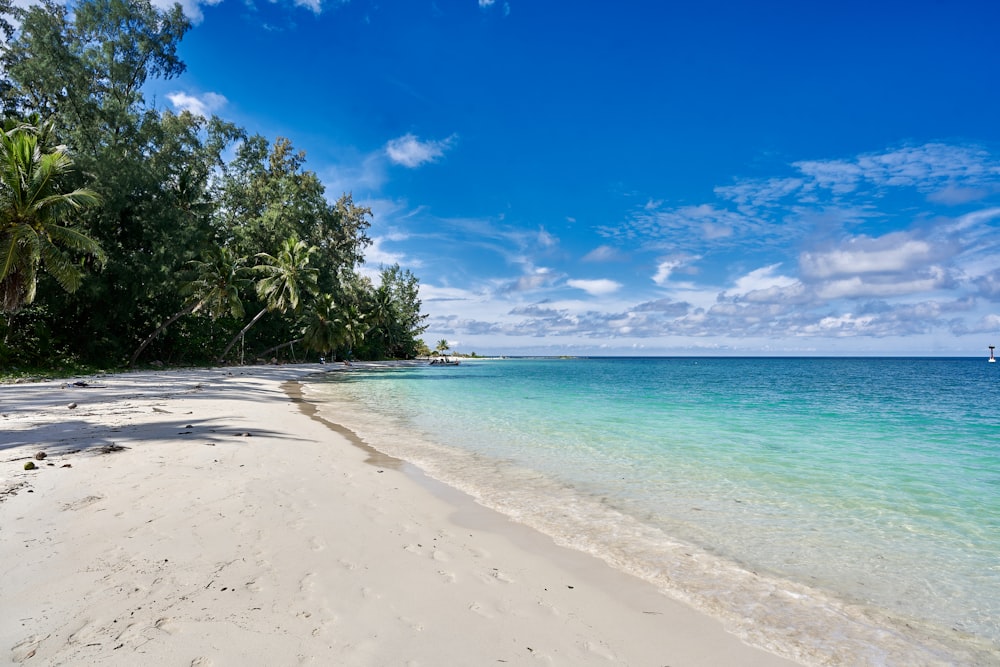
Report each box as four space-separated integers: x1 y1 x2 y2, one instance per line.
0 0 428 370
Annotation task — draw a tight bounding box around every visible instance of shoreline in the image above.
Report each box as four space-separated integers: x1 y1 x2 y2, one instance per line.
304 362 997 667
1 364 796 666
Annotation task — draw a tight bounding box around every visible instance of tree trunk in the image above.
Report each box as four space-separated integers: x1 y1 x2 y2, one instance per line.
256 337 303 358
217 307 267 365
130 300 200 368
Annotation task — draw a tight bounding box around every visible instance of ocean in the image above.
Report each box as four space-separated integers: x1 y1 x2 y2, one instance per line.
306 357 1000 665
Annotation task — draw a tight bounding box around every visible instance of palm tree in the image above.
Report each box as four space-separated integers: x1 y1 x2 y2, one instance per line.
0 118 104 313
334 302 365 361
130 246 250 367
300 293 339 358
435 339 450 355
366 283 398 357
216 236 318 364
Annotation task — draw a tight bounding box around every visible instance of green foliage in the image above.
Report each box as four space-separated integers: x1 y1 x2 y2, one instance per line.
300 293 340 357
0 0 427 369
0 117 104 312
216 236 320 363
355 265 428 359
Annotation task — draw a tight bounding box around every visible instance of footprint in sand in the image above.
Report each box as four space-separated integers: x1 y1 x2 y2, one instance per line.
61 494 104 511
298 573 316 593
397 615 424 632
10 635 45 663
310 617 339 638
584 640 618 661
468 602 493 619
309 536 326 552
468 546 491 559
190 658 213 666
67 619 97 644
154 617 179 634
483 568 514 584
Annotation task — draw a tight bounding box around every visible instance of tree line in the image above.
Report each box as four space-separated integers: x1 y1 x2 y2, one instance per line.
0 0 429 371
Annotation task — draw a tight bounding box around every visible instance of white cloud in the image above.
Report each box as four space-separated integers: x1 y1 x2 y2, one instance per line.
518 268 556 291
712 143 1000 223
816 269 949 300
166 91 227 117
149 0 222 23
927 186 989 205
728 264 798 296
943 206 1000 234
582 245 626 262
362 236 418 271
537 227 558 248
294 0 322 13
792 159 863 195
741 282 811 305
320 153 388 198
566 278 622 296
653 259 683 286
479 0 495 6
800 234 937 279
716 176 807 207
385 133 455 168
604 203 766 248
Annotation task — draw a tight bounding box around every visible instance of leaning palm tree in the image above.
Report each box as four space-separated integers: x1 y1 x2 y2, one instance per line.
130 246 250 367
0 118 104 313
216 236 319 364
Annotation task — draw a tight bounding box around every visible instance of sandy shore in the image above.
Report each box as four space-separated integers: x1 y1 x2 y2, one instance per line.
1 364 798 666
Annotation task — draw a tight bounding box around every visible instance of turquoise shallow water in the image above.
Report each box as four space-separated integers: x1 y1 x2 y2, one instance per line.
308 357 1000 665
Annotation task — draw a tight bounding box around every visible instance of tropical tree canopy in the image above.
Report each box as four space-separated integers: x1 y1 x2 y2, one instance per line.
0 118 103 313
216 236 320 364
0 0 426 370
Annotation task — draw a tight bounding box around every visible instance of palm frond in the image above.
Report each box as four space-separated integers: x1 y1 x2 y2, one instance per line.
0 121 103 311
0 226 39 282
38 239 84 293
40 223 105 263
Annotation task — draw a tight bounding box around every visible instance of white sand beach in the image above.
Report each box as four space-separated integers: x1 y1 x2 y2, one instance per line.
1 364 798 666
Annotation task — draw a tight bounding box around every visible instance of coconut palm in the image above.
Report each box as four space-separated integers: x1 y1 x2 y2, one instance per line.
335 302 365 359
435 339 450 355
130 246 250 367
216 236 318 364
0 118 104 313
365 283 398 356
300 293 339 358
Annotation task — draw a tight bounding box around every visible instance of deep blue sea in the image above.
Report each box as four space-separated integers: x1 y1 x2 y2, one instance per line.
308 357 1000 665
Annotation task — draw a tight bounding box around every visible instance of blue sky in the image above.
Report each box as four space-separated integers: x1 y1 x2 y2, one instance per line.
151 0 1000 356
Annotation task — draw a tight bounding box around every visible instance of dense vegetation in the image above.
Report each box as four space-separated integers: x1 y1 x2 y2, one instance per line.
0 0 429 373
